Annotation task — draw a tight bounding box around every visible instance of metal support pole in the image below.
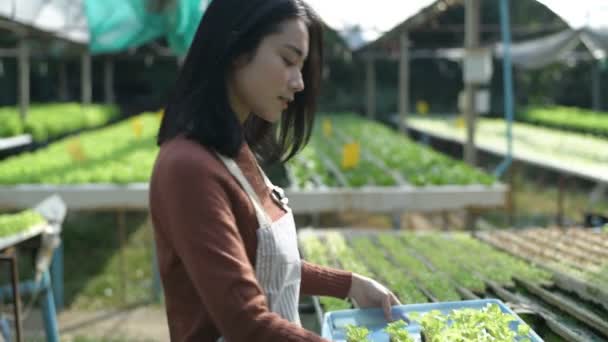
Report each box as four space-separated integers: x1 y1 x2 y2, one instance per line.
58 61 69 101
81 52 92 105
148 215 163 302
311 213 320 228
104 57 115 105
466 207 479 231
494 0 515 178
398 32 410 135
465 0 481 230
506 162 517 227
592 60 601 111
392 212 402 230
464 0 480 165
40 271 60 342
442 211 450 231
557 175 567 228
117 210 127 304
50 242 64 310
365 58 376 119
151 238 163 303
0 248 22 342
18 39 30 121
0 275 59 342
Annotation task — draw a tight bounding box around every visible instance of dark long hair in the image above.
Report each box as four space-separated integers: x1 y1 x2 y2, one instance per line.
158 0 323 164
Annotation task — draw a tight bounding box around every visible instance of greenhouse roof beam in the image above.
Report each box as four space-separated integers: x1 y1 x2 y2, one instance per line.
354 0 464 55
0 17 27 36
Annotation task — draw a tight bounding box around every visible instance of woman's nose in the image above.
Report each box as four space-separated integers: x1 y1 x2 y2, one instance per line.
289 70 305 93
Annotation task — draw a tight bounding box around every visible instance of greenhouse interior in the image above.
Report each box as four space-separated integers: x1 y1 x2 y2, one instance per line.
0 0 607 341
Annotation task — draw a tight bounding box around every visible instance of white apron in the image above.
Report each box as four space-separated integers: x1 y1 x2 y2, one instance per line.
216 153 301 341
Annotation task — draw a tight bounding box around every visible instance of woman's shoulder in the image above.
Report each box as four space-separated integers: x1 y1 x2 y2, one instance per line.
155 136 226 179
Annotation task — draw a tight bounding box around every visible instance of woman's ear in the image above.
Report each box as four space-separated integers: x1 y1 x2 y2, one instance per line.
232 54 248 69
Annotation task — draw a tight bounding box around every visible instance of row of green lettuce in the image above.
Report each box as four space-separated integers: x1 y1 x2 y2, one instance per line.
518 106 608 137
299 230 551 312
0 112 495 186
0 103 119 142
477 229 608 291
0 113 159 185
407 116 608 167
288 114 495 188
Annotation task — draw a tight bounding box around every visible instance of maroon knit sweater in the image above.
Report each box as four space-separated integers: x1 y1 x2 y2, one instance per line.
149 136 352 341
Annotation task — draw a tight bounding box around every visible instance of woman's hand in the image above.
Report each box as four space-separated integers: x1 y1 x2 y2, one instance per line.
348 273 401 321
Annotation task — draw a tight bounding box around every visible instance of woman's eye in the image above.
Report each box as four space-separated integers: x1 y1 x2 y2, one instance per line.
282 57 295 66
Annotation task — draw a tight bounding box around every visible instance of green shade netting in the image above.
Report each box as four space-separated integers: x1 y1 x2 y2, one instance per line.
85 0 210 56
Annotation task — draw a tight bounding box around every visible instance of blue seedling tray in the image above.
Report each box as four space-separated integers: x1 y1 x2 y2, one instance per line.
321 299 543 341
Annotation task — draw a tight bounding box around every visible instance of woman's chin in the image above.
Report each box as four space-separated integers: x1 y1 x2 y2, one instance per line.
255 112 282 124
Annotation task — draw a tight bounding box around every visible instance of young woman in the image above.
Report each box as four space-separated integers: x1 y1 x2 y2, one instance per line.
149 0 400 340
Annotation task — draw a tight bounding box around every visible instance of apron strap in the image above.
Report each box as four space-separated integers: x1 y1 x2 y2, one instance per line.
255 163 290 210
256 163 274 188
215 153 271 229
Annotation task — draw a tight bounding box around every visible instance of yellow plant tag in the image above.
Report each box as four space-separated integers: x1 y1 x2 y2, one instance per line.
66 138 86 162
132 117 143 138
322 118 332 138
455 115 466 129
342 142 360 169
416 100 429 115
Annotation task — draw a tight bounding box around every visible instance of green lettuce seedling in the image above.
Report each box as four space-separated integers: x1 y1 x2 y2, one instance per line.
345 324 370 342
411 304 533 342
384 320 414 342
0 210 45 238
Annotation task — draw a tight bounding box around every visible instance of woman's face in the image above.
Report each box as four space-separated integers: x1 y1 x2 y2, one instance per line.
228 18 309 124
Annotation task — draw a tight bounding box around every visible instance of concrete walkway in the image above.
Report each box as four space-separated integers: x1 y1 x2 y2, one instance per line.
23 305 169 341
22 305 320 341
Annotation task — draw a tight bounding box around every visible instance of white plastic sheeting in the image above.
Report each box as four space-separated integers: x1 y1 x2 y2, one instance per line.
305 0 438 49
536 0 608 29
494 28 608 69
0 0 88 43
495 29 582 69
